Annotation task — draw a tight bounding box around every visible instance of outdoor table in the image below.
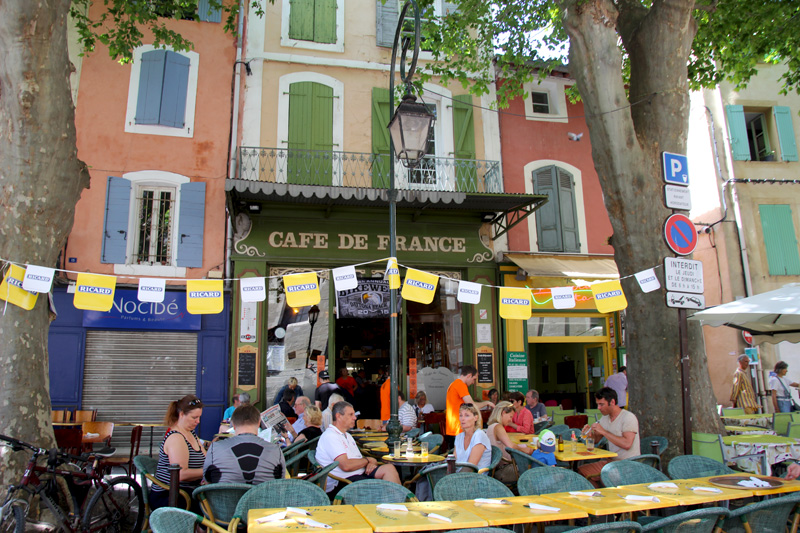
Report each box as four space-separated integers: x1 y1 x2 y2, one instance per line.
53 422 83 427
720 414 773 428
453 495 587 527
116 422 163 457
248 505 372 533
380 453 445 467
363 444 421 454
357 436 393 442
554 443 617 464
508 433 536 446
724 425 776 436
542 486 681 519
692 473 800 497
355 501 487 532
618 478 754 506
721 434 800 475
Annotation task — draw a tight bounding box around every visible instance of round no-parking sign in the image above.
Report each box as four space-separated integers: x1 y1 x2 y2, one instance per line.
664 213 698 255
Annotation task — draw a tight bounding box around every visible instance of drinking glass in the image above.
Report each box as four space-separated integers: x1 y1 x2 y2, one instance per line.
529 437 539 450
393 441 402 458
421 442 429 457
586 437 595 451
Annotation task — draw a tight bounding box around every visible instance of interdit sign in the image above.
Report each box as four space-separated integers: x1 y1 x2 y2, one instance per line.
83 289 201 330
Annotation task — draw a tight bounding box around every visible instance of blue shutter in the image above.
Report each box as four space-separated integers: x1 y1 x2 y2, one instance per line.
159 51 190 128
101 176 131 264
176 182 206 268
759 204 800 275
533 166 563 252
376 0 398 47
725 105 751 161
135 50 167 125
197 0 222 22
773 106 799 162
557 168 581 253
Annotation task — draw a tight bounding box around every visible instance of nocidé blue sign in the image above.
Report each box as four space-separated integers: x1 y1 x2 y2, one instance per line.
82 289 201 330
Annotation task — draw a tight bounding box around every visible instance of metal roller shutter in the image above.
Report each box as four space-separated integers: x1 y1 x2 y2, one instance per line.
83 330 198 452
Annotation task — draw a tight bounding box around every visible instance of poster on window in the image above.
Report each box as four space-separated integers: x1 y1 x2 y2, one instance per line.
336 279 401 318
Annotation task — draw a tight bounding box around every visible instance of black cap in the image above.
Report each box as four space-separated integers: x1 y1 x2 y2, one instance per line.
319 371 330 380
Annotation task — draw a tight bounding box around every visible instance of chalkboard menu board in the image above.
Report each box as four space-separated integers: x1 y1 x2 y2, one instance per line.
238 350 257 387
476 349 493 384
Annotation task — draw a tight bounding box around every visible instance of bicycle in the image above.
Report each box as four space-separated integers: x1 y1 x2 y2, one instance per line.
0 434 144 532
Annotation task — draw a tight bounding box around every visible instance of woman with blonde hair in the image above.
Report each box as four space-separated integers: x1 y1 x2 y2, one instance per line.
454 403 492 471
294 405 323 443
485 401 536 482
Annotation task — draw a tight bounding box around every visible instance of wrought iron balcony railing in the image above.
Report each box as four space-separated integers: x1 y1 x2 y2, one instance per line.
237 147 503 194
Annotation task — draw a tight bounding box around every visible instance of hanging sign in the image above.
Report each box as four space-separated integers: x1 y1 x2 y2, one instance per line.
409 358 418 397
664 213 698 255
551 286 576 309
591 280 628 313
138 278 166 303
74 273 116 312
332 266 358 292
401 268 439 304
283 272 320 308
457 280 482 304
384 258 400 289
22 265 55 294
498 287 532 320
634 268 661 293
507 351 529 393
336 279 400 318
186 279 224 314
0 264 38 310
240 276 267 302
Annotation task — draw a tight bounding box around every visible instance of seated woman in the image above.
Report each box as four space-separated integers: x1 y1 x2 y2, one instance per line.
485 401 538 483
504 391 534 434
294 405 323 443
150 395 206 512
455 403 492 472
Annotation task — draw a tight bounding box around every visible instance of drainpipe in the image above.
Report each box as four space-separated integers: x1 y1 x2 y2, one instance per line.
229 0 246 180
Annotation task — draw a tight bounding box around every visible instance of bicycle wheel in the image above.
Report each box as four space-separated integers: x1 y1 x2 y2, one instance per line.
0 503 25 533
82 477 143 533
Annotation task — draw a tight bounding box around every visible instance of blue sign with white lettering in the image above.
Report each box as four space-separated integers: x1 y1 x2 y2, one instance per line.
83 289 201 330
662 151 689 186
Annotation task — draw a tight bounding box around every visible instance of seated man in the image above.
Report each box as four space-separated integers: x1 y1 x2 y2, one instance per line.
204 404 285 484
316 401 401 495
292 396 312 434
578 387 640 486
381 391 418 432
279 389 296 420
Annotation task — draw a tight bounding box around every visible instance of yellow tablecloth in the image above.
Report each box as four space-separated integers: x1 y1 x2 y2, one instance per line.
542 486 681 517
453 496 587 526
248 506 373 533
355 501 487 532
618 479 753 506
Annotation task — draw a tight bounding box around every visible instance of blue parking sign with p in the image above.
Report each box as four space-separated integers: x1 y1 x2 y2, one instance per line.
662 152 689 186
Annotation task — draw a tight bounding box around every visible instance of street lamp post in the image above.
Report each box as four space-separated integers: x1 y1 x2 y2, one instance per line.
385 0 436 445
305 304 320 370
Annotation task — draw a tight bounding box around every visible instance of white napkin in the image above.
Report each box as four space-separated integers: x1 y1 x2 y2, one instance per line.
648 482 678 490
569 491 601 497
84 432 100 438
376 504 408 512
526 503 561 512
624 495 660 502
473 498 509 505
296 518 332 529
690 486 723 493
737 477 772 488
287 507 311 516
256 511 288 523
424 513 452 522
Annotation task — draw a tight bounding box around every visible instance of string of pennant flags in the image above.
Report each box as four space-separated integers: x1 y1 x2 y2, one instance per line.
0 256 664 320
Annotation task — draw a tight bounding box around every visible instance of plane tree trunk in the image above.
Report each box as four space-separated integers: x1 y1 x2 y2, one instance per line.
0 0 90 486
561 0 722 456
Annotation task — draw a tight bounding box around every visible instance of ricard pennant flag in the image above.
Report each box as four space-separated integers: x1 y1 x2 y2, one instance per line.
591 280 628 313
498 287 533 320
0 264 38 310
283 272 320 308
401 268 439 304
74 273 116 311
384 258 400 290
186 279 224 314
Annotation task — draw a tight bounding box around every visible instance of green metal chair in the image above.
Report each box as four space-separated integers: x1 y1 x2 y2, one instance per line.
333 479 418 505
405 428 421 439
774 412 794 436
227 478 330 531
559 522 642 532
639 436 668 455
627 454 661 470
418 433 444 454
787 422 800 439
408 462 479 493
691 432 767 474
285 448 311 477
722 407 745 416
191 483 251 530
149 507 227 533
506 447 548 478
583 409 602 418
479 445 503 475
518 466 594 495
720 491 800 532
552 410 577 426
548 424 570 436
666 455 735 479
640 507 730 532
545 405 559 417
133 454 191 531
433 472 513 501
305 460 339 491
308 449 352 488
600 460 669 487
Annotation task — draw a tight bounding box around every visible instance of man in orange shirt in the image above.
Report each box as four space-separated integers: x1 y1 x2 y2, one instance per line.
445 365 494 438
336 368 358 397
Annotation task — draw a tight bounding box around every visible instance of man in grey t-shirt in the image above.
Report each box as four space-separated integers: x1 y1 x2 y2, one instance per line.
204 405 285 484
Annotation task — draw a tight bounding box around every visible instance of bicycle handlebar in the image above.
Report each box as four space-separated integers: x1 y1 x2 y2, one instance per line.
0 434 115 464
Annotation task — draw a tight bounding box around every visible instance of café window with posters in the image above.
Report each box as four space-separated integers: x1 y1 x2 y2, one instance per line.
406 277 463 372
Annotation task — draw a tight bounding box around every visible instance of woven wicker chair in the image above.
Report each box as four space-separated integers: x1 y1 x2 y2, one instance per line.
479 446 503 475
433 472 513 501
405 428 422 438
192 483 251 529
333 479 417 505
308 450 352 488
228 479 330 531
518 466 594 495
627 454 661 470
566 521 642 532
667 455 735 479
547 424 569 436
640 506 730 532
506 447 548 478
149 507 227 533
721 491 800 532
133 454 190 531
600 459 669 488
640 436 669 455
306 461 339 491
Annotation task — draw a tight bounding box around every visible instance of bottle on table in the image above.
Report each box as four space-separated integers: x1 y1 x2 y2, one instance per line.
557 435 564 452
446 454 456 474
570 431 578 452
406 437 414 458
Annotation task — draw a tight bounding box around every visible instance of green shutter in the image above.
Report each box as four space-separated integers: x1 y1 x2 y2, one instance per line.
289 0 315 41
452 94 477 192
759 204 800 275
371 87 392 188
726 105 752 161
287 82 333 185
533 167 562 252
557 168 580 253
314 0 337 43
773 106 799 162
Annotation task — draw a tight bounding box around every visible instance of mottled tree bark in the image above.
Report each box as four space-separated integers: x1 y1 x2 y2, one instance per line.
0 0 90 485
561 0 721 457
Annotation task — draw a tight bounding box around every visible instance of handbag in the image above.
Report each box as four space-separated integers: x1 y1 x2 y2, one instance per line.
777 377 800 411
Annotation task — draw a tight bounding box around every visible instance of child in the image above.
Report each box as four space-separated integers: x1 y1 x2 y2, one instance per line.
532 429 558 466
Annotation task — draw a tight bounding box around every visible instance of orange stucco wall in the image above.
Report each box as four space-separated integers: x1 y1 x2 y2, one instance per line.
68 10 235 280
